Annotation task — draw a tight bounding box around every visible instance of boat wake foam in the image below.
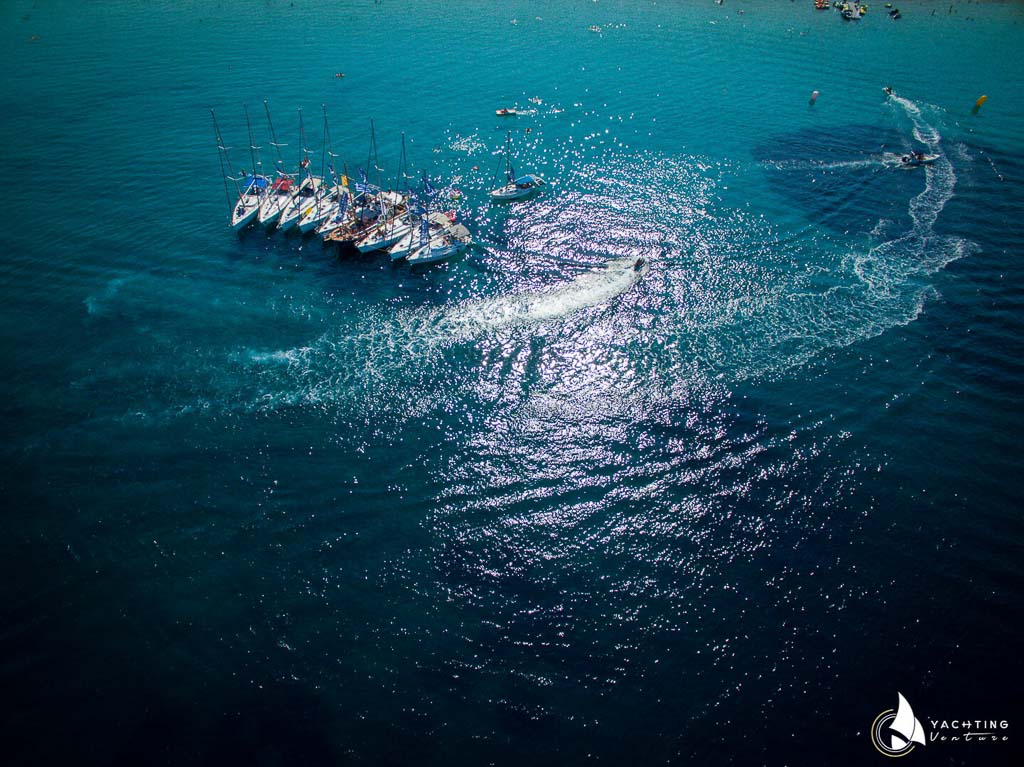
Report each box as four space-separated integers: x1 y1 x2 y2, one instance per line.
852 95 974 291
232 254 648 416
441 256 645 337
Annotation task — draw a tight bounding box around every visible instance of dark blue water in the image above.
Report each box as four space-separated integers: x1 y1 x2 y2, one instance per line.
2 1 1023 764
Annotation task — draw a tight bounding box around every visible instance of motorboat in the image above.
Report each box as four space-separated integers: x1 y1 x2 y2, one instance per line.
899 153 939 167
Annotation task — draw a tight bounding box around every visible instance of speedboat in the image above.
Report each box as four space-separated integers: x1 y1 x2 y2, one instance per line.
899 153 939 167
231 174 269 230
496 108 519 116
407 224 471 265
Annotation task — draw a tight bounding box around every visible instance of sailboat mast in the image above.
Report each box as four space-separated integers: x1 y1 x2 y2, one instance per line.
244 104 261 180
298 108 310 179
322 105 339 185
211 109 239 217
319 107 328 188
263 99 285 173
506 131 514 182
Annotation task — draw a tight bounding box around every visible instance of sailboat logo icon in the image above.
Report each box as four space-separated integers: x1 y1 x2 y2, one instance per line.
871 692 927 757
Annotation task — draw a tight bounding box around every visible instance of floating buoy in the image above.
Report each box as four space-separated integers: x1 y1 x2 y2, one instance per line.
809 90 819 106
972 94 988 114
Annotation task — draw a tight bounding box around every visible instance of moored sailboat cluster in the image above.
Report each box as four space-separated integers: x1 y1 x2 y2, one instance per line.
212 103 485 265
213 103 548 266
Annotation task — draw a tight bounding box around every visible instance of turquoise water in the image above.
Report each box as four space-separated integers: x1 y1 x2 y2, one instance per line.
2 1 1024 764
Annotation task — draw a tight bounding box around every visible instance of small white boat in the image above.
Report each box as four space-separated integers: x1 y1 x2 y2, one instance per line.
277 175 322 231
357 211 412 253
231 174 269 230
407 223 471 265
388 212 453 261
298 184 347 233
490 174 547 201
258 174 296 226
496 108 519 116
316 189 353 238
490 131 546 201
899 152 940 167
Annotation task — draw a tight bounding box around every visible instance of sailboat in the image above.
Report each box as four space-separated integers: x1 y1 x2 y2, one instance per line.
388 172 443 261
212 109 240 228
277 109 323 232
406 220 471 265
394 171 468 264
489 130 546 201
297 106 348 233
316 162 354 239
213 105 269 231
356 133 415 253
325 120 396 250
388 211 452 261
258 100 296 227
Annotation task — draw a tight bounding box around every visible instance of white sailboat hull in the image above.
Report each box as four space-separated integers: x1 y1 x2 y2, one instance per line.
231 200 260 230
297 186 342 233
258 190 293 226
357 216 413 253
490 176 546 201
407 224 471 265
277 176 322 231
230 176 268 230
388 213 452 261
407 240 466 264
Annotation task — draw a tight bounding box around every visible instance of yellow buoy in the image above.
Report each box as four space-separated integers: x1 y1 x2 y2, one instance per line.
975 95 988 109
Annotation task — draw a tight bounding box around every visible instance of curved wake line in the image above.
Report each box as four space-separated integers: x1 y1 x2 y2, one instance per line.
851 95 972 292
227 256 648 412
440 256 645 337
764 158 883 172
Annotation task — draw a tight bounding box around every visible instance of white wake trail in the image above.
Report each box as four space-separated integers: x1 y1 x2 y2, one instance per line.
440 256 646 337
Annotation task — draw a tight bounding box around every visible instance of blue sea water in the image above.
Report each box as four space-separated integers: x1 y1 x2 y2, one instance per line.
2 0 1023 764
